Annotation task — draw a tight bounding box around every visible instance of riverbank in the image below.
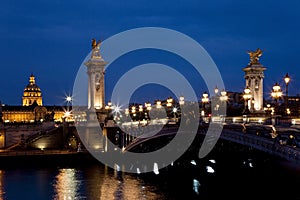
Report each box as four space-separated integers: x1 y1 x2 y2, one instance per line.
0 149 100 168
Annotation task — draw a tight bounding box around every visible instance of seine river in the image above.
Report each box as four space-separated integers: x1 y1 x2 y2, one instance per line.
0 144 300 200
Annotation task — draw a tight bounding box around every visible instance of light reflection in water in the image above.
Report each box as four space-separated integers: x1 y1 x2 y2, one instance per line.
52 165 163 200
100 165 160 200
53 169 80 200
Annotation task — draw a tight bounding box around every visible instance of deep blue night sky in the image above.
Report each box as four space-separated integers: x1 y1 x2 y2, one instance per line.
0 0 299 105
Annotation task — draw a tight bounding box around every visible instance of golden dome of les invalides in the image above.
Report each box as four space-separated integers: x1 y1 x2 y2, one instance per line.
1 73 82 123
22 73 42 106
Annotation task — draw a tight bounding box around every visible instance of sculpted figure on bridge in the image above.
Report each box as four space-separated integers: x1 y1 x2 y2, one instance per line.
247 48 263 65
91 38 102 59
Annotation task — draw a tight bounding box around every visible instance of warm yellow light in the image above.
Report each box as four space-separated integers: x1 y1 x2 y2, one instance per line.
273 83 281 92
156 100 162 109
244 87 251 94
167 97 173 103
221 89 227 97
64 111 71 117
131 106 136 113
139 105 143 112
202 92 209 103
284 73 290 84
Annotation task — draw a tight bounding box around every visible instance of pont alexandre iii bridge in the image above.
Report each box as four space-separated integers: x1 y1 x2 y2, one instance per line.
123 121 300 164
1 118 300 166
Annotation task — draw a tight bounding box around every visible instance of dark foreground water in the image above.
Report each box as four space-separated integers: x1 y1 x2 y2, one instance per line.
0 145 300 200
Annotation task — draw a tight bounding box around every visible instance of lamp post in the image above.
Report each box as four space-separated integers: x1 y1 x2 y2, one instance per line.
166 97 173 107
243 86 251 114
64 95 72 122
166 97 173 119
220 89 228 102
201 91 209 117
172 107 178 123
105 101 112 119
271 83 282 115
219 89 228 123
145 102 151 124
213 86 220 112
284 73 290 115
179 96 184 105
214 86 219 95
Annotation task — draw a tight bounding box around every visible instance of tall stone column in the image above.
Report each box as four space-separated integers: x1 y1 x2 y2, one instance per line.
85 39 107 111
243 48 266 114
81 39 108 152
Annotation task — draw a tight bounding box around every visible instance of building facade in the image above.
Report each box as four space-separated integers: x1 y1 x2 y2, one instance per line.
0 74 86 123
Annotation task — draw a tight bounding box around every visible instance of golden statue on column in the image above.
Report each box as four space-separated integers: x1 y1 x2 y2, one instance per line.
247 48 263 65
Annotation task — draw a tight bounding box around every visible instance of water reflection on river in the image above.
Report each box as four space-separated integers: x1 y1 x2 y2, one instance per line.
52 165 161 200
0 148 300 199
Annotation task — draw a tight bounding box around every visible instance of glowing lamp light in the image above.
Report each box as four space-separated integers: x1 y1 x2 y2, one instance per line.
179 96 184 105
156 100 162 109
284 73 290 85
172 107 178 113
66 96 72 102
64 111 71 118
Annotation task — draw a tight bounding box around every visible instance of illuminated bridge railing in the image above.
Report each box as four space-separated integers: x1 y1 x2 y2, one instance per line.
218 128 300 164
124 124 300 164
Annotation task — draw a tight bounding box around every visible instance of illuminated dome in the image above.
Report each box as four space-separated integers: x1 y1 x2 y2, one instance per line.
22 74 43 106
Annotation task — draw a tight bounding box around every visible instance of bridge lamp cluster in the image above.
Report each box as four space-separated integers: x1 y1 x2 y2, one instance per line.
220 90 228 101
145 102 152 110
166 97 173 107
271 83 282 99
156 100 162 109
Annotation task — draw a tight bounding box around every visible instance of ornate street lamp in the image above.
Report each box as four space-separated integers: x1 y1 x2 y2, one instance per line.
243 86 251 114
179 96 184 105
220 89 228 102
201 91 209 117
172 107 178 122
156 100 162 109
214 86 219 95
166 97 173 107
271 82 282 115
284 73 290 115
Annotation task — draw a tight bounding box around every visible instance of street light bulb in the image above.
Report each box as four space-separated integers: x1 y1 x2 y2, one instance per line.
214 86 219 94
66 96 72 102
203 92 208 98
284 73 290 84
167 97 173 103
221 89 227 96
244 87 251 94
273 83 281 92
172 107 177 113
